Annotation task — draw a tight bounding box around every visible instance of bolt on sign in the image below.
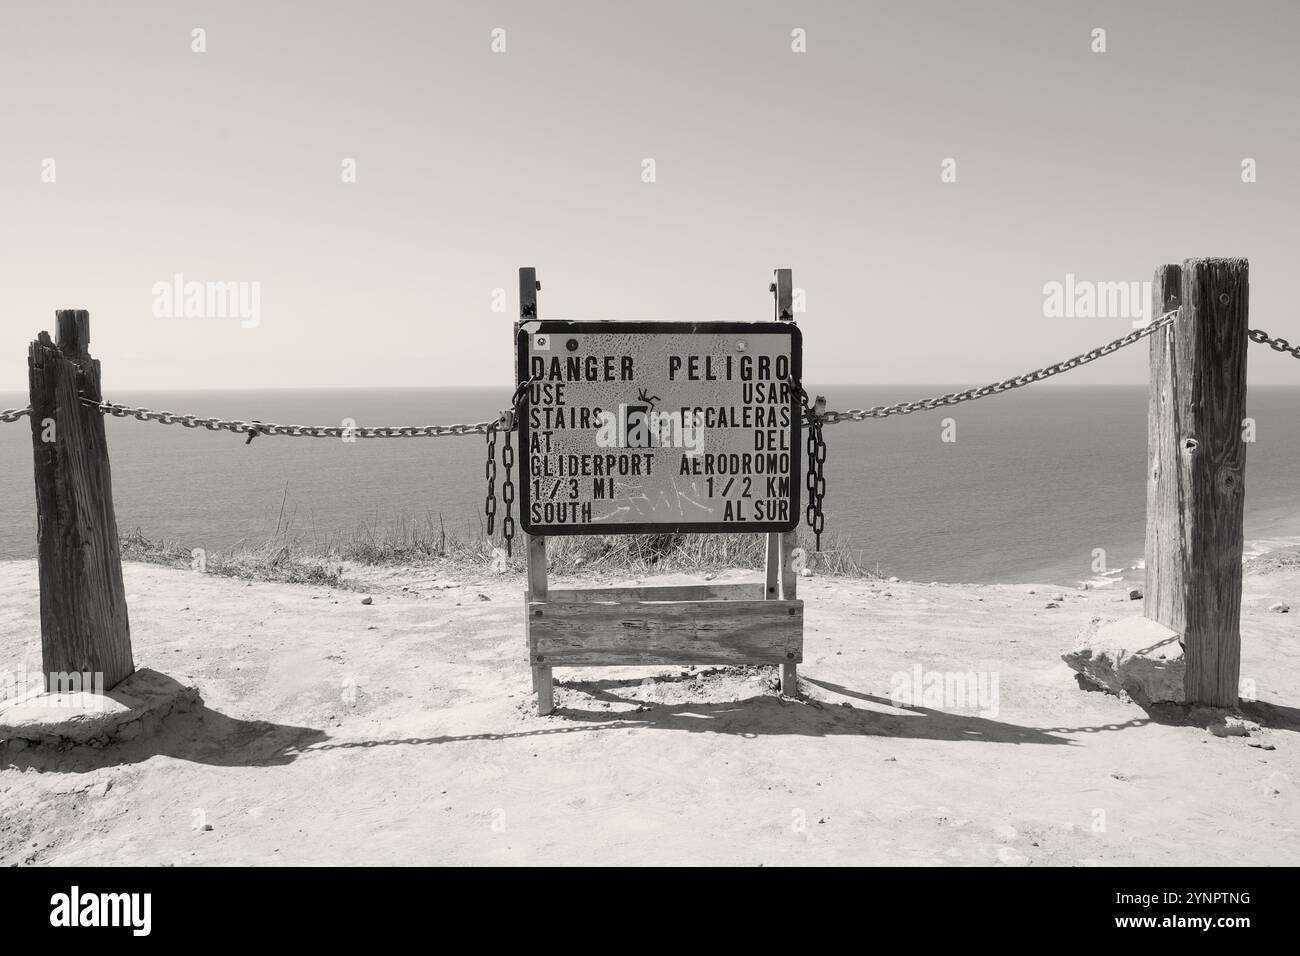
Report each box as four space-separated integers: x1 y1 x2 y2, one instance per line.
516 321 802 535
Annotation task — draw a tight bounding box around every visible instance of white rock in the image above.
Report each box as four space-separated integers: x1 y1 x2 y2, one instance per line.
1209 715 1259 738
1062 617 1185 704
1268 601 1290 613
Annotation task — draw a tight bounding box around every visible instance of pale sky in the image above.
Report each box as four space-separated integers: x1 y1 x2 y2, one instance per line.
1 0 1297 390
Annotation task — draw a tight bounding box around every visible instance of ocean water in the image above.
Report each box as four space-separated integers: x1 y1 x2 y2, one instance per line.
2 385 1298 586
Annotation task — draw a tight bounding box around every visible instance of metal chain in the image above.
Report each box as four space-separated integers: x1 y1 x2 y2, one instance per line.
1248 328 1300 360
816 311 1178 425
1 406 31 424
495 377 540 557
501 420 516 556
28 312 1179 436
793 382 827 552
483 421 499 535
74 399 501 439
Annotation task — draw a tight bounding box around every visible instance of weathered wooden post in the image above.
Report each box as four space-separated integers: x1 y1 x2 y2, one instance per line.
766 268 798 697
517 268 553 713
1145 258 1248 707
27 310 135 691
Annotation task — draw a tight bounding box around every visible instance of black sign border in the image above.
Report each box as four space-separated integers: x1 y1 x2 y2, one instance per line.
516 320 803 536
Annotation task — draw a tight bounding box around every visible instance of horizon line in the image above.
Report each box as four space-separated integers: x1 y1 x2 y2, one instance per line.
0 381 1194 394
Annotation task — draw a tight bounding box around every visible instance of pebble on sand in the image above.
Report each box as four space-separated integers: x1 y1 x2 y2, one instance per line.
361 596 373 605
1268 601 1290 613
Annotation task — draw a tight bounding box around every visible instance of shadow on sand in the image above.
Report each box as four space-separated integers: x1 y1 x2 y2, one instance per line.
2 704 328 773
305 672 1085 752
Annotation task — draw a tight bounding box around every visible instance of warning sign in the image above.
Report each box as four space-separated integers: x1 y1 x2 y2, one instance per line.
516 320 802 535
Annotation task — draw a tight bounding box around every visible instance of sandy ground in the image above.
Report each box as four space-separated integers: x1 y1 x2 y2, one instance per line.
1 552 1297 867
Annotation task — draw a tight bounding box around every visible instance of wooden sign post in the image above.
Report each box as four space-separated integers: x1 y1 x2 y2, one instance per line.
516 269 805 714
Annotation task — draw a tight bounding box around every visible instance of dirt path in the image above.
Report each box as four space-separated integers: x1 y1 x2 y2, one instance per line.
1 558 1297 866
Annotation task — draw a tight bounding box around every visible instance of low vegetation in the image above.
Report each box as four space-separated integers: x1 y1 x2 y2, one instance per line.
119 513 882 585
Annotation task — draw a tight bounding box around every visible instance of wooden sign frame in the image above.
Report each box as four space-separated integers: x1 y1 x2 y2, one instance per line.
516 268 803 715
515 320 802 536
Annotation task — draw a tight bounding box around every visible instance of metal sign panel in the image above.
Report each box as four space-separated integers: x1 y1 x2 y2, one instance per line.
516 320 801 535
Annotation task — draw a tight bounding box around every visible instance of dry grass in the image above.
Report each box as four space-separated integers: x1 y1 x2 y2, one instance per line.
120 512 884 586
119 528 350 589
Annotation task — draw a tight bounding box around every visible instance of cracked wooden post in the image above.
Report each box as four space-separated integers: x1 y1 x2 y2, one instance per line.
1145 264 1184 635
1145 258 1249 707
768 268 798 697
517 267 553 714
27 310 135 691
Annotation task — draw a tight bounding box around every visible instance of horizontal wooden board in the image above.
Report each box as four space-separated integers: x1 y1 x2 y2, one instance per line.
546 582 766 604
527 598 802 666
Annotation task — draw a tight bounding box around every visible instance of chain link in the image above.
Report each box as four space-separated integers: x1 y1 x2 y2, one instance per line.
493 377 541 557
1248 328 1300 360
484 421 499 535
816 312 1178 425
12 313 1295 440
501 422 516 556
74 398 503 438
43 312 1183 436
794 382 827 551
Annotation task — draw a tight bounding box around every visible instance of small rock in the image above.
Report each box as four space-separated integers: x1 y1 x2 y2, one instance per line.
1209 715 1258 738
1246 739 1276 751
1268 601 1290 613
1026 589 1036 595
360 596 373 605
202 823 214 832
477 593 491 601
887 576 900 583
1052 594 1065 602
1127 587 1143 601
1045 601 1060 609
799 567 813 577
